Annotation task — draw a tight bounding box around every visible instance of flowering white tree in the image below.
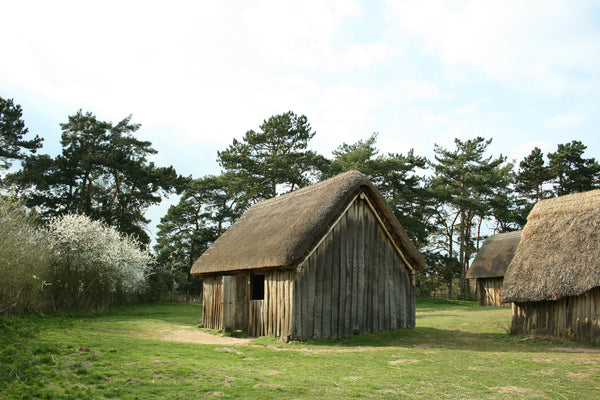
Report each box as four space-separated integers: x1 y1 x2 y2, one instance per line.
45 214 153 311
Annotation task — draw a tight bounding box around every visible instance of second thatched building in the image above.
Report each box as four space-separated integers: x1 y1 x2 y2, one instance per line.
190 170 426 341
503 189 600 344
466 231 521 306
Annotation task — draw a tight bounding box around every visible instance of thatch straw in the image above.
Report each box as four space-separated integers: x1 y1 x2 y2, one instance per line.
503 190 600 303
190 170 426 275
465 231 521 279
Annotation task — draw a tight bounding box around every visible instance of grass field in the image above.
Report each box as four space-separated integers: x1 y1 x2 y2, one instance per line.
1 298 599 399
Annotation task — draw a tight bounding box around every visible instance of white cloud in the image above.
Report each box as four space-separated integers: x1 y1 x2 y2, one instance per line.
2 0 599 181
544 112 586 130
383 0 600 96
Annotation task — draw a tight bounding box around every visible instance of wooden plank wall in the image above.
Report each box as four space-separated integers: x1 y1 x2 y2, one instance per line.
234 273 249 330
248 270 295 341
292 196 414 340
202 275 223 330
511 286 600 344
478 277 509 307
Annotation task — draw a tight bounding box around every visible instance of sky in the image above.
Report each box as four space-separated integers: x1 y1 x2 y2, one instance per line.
2 0 600 241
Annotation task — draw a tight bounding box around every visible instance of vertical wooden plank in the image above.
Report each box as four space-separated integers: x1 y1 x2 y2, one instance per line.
397 242 408 328
274 273 279 338
345 210 354 336
356 199 365 332
586 290 592 341
219 276 224 330
278 272 283 339
378 231 387 331
222 276 231 331
248 300 254 337
281 272 285 338
288 271 295 340
279 272 284 340
363 209 372 333
370 214 379 333
292 271 301 339
270 273 275 337
314 247 324 338
307 253 316 338
263 274 269 336
202 279 208 328
213 277 217 329
349 201 359 333
209 278 214 328
380 233 389 330
283 272 289 341
322 235 333 338
331 222 341 339
388 244 397 330
281 272 288 341
271 273 276 338
280 272 285 339
391 252 399 329
337 212 347 338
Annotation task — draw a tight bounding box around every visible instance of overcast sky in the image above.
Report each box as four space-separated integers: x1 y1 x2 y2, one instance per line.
2 0 600 238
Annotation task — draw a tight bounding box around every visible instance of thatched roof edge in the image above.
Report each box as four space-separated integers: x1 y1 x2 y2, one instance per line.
190 170 425 275
466 231 522 279
502 189 600 303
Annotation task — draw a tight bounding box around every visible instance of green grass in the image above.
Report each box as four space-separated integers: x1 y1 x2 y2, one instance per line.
2 299 599 399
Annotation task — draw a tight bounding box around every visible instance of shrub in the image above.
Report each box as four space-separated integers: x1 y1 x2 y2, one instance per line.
0 197 51 315
44 214 153 311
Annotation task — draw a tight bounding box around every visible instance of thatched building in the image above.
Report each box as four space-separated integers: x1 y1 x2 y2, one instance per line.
466 231 521 306
190 170 426 341
503 189 600 343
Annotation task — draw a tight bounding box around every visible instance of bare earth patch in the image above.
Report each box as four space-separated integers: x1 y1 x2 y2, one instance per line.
162 329 252 345
490 386 541 396
388 359 420 366
550 347 600 354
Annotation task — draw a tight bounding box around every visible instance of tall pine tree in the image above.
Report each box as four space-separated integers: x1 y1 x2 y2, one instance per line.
430 137 513 298
217 111 327 202
0 97 43 173
548 140 600 196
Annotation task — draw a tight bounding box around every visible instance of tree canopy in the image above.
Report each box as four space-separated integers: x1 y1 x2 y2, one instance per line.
217 111 327 201
15 110 182 244
0 97 43 172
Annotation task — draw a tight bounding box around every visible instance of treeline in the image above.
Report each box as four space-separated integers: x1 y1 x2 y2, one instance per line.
152 112 600 301
2 97 600 313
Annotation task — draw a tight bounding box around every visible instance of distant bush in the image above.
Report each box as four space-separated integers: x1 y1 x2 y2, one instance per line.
0 197 51 316
44 214 153 312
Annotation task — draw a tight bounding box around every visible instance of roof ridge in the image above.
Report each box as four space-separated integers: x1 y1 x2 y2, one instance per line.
250 170 366 210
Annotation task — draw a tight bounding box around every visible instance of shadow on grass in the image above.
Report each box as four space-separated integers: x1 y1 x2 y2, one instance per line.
279 326 593 353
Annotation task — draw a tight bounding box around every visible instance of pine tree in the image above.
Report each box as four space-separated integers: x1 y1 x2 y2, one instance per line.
548 140 600 195
430 137 513 298
0 97 43 172
217 111 327 202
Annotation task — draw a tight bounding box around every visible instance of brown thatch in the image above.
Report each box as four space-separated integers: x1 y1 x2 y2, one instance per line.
466 231 521 279
503 189 600 303
190 170 426 275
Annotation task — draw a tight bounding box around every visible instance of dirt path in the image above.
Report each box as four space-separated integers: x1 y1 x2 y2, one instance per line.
162 328 252 345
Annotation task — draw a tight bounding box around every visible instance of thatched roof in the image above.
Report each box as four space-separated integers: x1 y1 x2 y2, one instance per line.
190 170 426 275
503 189 600 303
466 231 521 279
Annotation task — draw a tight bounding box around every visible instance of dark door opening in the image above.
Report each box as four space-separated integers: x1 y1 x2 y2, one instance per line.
251 274 265 300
